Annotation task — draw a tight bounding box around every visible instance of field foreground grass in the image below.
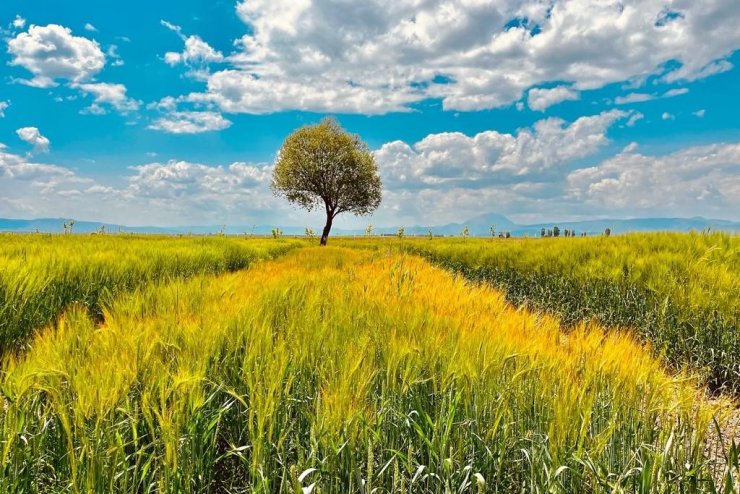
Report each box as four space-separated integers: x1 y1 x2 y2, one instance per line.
1 246 737 493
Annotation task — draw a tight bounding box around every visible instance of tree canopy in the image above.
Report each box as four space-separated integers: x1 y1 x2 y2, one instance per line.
272 118 382 245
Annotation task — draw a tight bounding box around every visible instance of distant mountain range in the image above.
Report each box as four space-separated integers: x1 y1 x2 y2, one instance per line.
1 213 738 236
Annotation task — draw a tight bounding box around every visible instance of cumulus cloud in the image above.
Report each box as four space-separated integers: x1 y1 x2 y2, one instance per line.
0 144 285 225
8 24 105 87
128 160 269 199
7 24 138 117
661 112 675 120
161 20 223 79
527 86 579 111
693 109 706 117
148 111 232 134
2 124 738 225
167 0 740 114
74 82 141 114
147 96 178 112
0 149 69 181
164 36 223 66
16 127 50 153
119 160 289 224
84 23 97 32
12 16 26 29
0 146 94 217
566 144 740 217
0 102 9 118
375 110 628 188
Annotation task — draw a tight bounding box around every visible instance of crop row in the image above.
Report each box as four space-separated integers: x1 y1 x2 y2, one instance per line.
0 234 302 354
395 233 739 395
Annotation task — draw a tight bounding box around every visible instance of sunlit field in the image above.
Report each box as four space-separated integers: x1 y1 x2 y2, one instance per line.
0 235 738 492
339 232 740 395
0 234 302 354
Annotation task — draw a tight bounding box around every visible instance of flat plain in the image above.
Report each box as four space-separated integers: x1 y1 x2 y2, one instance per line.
0 233 738 493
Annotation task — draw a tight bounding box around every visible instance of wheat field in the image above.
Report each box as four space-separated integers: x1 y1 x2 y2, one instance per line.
341 232 740 395
0 239 738 493
0 234 302 355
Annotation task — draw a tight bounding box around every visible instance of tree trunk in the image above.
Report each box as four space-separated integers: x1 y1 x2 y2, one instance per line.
320 212 333 246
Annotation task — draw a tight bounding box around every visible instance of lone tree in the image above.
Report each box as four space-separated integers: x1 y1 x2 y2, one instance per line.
272 118 382 245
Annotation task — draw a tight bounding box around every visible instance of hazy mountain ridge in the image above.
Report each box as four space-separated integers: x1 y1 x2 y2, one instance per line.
1 214 738 236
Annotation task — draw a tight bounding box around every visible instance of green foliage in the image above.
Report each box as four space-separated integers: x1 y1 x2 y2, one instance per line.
271 118 382 245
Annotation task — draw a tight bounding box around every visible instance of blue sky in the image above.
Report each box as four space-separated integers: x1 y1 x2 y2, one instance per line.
0 0 739 228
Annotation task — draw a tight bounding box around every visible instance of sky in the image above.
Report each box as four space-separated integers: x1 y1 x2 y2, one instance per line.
0 0 739 229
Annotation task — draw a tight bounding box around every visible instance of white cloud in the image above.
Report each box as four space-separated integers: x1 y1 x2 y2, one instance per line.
615 93 655 105
693 109 706 117
661 112 675 120
161 19 223 79
116 160 282 224
186 69 420 114
148 111 232 134
12 16 26 29
0 102 9 118
527 86 579 111
165 36 224 66
664 88 689 98
8 24 105 87
1 124 738 225
146 96 178 112
615 87 689 105
128 160 268 197
0 147 96 218
375 110 628 188
0 150 70 182
170 0 740 114
662 59 734 83
160 20 181 35
566 143 740 217
622 142 639 153
16 127 50 153
107 45 124 67
74 82 141 114
0 145 283 225
84 23 98 32
7 25 139 118
625 112 644 127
